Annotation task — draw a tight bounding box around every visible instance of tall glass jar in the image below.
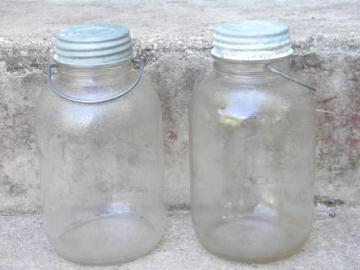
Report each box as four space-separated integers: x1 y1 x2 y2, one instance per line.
190 21 315 263
35 25 166 264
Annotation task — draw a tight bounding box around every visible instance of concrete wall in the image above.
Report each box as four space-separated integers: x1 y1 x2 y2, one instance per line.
0 0 359 214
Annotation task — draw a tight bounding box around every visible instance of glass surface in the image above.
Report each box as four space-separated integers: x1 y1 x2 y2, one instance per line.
190 58 315 263
35 61 166 264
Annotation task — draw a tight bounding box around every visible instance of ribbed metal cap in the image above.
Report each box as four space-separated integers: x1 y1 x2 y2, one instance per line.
211 20 293 61
54 24 134 66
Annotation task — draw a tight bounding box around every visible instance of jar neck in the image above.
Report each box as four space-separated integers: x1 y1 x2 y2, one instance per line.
213 57 287 78
52 60 136 100
55 60 133 85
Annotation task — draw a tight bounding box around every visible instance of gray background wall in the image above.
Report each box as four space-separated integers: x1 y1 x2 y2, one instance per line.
0 0 359 215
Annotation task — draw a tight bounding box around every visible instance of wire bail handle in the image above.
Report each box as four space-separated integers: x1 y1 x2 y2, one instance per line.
47 58 145 104
266 64 316 92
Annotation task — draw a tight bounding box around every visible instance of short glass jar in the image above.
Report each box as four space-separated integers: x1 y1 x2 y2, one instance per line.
190 21 315 263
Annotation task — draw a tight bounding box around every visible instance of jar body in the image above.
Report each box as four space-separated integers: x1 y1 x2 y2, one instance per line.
35 62 166 264
190 60 315 263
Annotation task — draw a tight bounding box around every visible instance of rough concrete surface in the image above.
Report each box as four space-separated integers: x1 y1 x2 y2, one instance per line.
1 206 359 270
0 0 359 268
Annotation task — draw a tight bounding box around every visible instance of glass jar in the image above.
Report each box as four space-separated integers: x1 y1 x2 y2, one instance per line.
190 21 315 263
35 25 166 264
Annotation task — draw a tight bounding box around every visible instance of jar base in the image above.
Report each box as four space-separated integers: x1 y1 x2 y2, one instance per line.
196 215 309 263
49 213 162 265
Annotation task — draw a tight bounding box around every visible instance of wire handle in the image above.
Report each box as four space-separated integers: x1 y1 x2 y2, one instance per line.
266 64 316 92
47 58 145 104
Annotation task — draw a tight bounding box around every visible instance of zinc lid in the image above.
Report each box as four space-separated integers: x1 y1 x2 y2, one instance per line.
54 24 134 66
211 20 293 61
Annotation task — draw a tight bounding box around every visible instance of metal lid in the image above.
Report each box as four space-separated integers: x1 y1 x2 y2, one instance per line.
211 20 293 61
54 24 134 66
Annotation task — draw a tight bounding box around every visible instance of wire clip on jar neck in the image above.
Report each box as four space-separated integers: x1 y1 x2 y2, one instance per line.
47 58 145 104
266 64 316 92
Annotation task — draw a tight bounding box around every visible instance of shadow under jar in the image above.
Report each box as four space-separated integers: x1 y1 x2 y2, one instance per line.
190 21 315 263
35 25 166 265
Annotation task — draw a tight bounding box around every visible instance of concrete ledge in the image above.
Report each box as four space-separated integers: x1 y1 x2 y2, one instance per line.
1 205 359 270
1 0 360 51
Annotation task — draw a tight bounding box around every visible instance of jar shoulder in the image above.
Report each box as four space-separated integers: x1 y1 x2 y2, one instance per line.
192 71 314 108
190 71 315 126
35 76 161 137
